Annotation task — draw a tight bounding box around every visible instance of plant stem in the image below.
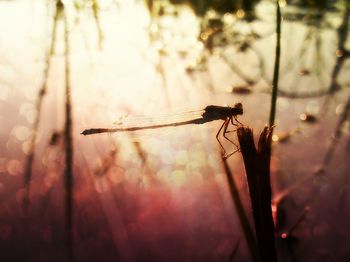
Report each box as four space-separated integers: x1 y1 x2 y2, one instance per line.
222 158 259 262
269 0 281 128
23 0 60 206
237 126 278 262
63 2 74 261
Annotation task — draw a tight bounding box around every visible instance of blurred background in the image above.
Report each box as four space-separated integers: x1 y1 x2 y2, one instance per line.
0 0 349 261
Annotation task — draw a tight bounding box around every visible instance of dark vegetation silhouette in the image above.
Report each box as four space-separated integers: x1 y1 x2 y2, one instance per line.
1 0 349 261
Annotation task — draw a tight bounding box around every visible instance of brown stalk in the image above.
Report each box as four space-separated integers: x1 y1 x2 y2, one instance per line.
222 158 259 262
23 0 61 207
63 2 74 261
269 0 281 128
237 126 278 262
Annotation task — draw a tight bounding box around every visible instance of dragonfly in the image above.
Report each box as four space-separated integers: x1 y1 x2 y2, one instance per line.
81 103 244 158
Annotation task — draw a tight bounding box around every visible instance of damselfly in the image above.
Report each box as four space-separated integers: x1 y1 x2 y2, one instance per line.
81 103 243 158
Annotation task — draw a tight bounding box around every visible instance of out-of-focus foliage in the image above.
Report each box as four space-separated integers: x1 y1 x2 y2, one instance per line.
169 0 260 16
146 0 260 20
286 0 337 10
146 0 342 19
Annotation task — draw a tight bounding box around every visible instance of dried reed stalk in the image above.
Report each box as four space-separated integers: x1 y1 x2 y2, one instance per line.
237 126 278 262
23 0 61 206
269 0 281 128
222 158 259 262
63 2 74 261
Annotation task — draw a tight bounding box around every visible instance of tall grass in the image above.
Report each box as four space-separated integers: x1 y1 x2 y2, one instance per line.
63 1 74 261
228 3 282 260
269 0 281 128
237 126 278 262
23 0 61 206
222 158 259 262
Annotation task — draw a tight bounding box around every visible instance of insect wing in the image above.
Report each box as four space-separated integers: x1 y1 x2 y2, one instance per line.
112 109 206 130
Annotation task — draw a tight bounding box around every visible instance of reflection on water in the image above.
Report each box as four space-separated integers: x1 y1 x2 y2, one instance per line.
0 0 350 261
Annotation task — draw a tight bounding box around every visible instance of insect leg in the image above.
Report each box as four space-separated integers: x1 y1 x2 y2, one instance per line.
216 119 227 153
223 148 240 160
233 115 243 125
226 117 238 133
225 117 241 155
223 119 237 145
230 117 238 126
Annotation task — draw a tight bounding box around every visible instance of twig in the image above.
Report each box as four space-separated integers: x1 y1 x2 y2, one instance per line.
63 2 74 261
222 158 259 262
237 126 278 262
269 0 281 128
